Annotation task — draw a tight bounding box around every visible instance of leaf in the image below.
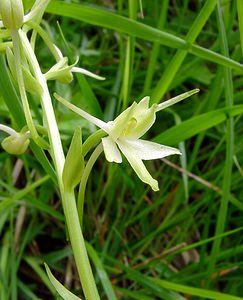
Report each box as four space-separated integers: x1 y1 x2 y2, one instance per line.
46 1 243 72
86 242 118 300
44 263 82 300
153 277 243 300
154 104 243 145
62 127 84 190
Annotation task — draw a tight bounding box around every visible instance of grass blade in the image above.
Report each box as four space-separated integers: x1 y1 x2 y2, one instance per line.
44 263 82 300
151 0 217 102
154 104 243 146
86 242 118 300
205 0 234 287
153 277 243 300
46 1 243 72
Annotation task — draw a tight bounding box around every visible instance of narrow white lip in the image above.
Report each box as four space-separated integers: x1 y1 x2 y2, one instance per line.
0 124 19 136
71 67 106 81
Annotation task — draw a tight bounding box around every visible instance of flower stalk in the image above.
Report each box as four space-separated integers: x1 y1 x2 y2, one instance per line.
0 1 101 297
18 29 101 300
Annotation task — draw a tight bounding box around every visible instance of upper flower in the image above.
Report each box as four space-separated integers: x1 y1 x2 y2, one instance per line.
0 0 24 29
55 89 199 191
0 0 50 29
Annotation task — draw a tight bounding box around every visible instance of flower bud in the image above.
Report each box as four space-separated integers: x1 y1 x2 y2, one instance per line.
0 0 24 29
1 132 30 155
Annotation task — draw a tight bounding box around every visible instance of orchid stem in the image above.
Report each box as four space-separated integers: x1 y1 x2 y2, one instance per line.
15 28 100 300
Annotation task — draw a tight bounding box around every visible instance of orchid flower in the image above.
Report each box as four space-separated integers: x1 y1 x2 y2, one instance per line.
55 89 199 191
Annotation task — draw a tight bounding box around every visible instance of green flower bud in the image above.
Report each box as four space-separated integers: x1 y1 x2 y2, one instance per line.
1 132 30 155
0 0 24 29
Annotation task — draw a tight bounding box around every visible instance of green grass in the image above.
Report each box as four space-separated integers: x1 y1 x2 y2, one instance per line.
0 0 243 299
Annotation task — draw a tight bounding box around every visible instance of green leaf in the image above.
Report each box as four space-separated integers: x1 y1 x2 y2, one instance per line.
44 263 82 300
46 1 243 72
62 127 84 190
153 277 243 300
86 242 118 300
154 105 243 145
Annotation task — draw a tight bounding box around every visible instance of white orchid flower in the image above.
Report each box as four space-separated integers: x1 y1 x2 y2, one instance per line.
55 89 199 191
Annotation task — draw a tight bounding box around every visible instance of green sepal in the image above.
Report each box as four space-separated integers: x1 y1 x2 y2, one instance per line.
62 127 84 191
45 57 77 84
6 47 42 95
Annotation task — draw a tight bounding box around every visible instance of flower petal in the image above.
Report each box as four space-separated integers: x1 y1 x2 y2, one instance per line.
126 99 157 139
134 96 150 112
109 102 137 140
117 140 159 191
102 136 122 163
122 139 181 160
54 93 111 132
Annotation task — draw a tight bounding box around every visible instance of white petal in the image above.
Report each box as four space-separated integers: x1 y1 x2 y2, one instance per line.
54 93 111 132
126 104 157 139
122 139 181 160
102 137 122 163
134 96 150 112
117 140 159 191
109 102 137 140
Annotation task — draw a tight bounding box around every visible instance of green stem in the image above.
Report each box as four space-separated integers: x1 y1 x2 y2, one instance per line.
63 191 100 300
10 30 40 143
78 143 103 225
19 29 64 177
82 129 106 157
18 29 100 299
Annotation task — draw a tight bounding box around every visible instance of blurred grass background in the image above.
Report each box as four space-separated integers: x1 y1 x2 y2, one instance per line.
0 0 243 299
